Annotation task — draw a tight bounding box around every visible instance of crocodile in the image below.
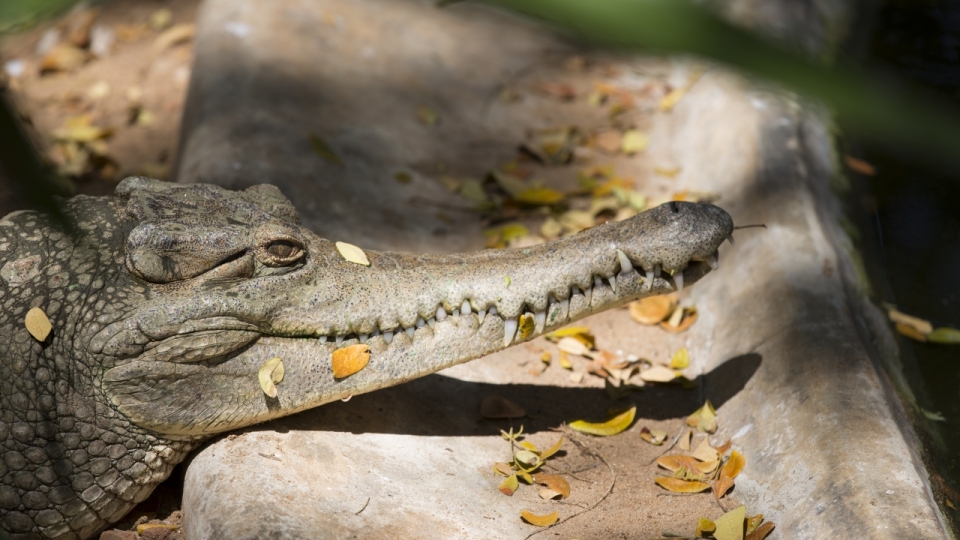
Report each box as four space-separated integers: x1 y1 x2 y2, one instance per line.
0 176 733 539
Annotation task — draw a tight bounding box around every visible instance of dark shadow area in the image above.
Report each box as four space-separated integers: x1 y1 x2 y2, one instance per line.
254 353 762 438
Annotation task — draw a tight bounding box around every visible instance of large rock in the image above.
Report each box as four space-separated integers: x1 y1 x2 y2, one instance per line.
174 0 947 538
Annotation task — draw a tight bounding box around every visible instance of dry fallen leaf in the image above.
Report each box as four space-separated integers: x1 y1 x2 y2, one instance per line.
639 365 677 383
679 430 692 451
714 450 745 498
745 521 776 540
513 450 542 472
640 426 668 445
499 474 520 496
40 44 89 73
515 186 565 206
621 129 649 154
540 437 564 460
558 351 573 369
25 307 52 342
697 517 717 537
335 242 370 266
691 438 719 462
594 130 622 154
713 505 747 540
535 81 576 100
520 510 559 527
670 347 690 369
716 439 733 456
654 477 710 493
887 308 933 335
686 400 718 433
569 406 635 436
629 295 677 325
533 473 570 498
557 336 590 357
660 306 698 333
540 351 552 364
136 524 178 535
480 395 526 419
929 327 960 344
332 344 370 378
494 462 514 476
843 155 877 176
153 23 195 50
258 357 284 398
655 164 681 177
657 455 717 474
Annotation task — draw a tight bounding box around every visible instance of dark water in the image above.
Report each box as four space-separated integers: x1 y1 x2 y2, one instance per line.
859 0 960 521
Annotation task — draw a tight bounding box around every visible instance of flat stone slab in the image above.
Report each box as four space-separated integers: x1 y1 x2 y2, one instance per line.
174 0 948 538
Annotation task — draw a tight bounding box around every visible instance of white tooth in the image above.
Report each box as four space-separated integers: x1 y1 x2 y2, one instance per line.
405 327 415 338
478 309 487 325
461 300 471 315
608 276 618 294
416 317 425 328
560 298 569 318
617 249 633 274
359 333 368 342
336 335 343 345
318 336 328 344
594 275 603 290
436 307 447 321
534 311 546 333
707 254 719 270
451 309 460 324
489 306 498 317
503 318 518 347
674 272 684 292
384 331 394 344
727 235 735 246
584 286 593 305
427 317 435 329
645 270 654 290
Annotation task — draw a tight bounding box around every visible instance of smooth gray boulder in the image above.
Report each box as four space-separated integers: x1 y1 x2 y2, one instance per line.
174 0 948 537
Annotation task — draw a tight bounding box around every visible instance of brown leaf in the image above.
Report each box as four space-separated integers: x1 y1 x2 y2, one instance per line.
639 426 668 445
331 344 370 379
520 510 559 527
686 400 718 433
843 155 876 176
493 462 514 476
746 513 764 535
656 455 717 474
480 395 525 419
895 323 927 342
654 477 710 493
24 307 52 342
745 522 775 540
533 473 570 498
690 438 718 462
594 130 622 154
629 295 677 325
153 23 195 50
716 439 733 456
887 308 933 335
713 450 745 498
660 307 698 333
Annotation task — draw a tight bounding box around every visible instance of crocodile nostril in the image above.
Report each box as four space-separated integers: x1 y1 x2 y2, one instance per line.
669 201 680 213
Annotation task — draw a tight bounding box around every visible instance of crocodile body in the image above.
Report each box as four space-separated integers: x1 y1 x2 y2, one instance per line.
0 177 733 539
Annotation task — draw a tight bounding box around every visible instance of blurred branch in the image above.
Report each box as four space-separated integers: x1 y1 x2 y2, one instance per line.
487 0 960 167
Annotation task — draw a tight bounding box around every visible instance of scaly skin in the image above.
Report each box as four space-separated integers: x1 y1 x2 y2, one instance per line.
0 177 733 539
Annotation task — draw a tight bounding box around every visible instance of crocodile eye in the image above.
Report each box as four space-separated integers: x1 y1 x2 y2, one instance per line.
261 239 304 266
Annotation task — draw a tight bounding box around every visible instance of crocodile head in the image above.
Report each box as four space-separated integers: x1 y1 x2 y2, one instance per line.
0 177 732 539
99 177 733 436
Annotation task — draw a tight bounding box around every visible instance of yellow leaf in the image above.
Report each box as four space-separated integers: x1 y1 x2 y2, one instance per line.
697 517 717 536
639 426 667 445
514 450 542 471
515 186 565 206
686 400 718 433
539 217 563 239
679 430 692 451
896 323 927 342
136 524 178 535
691 438 719 462
458 179 490 206
331 344 370 379
628 295 676 325
887 308 933 335
621 129 649 154
533 473 570 498
520 510 558 527
540 437 564 460
308 134 343 166
545 326 593 341
558 351 573 369
656 455 717 474
639 365 677 383
654 165 681 177
517 470 533 484
929 327 960 344
670 347 690 369
557 336 590 356
713 505 746 540
335 242 370 266
746 514 764 535
24 307 52 342
654 477 710 493
745 522 775 540
541 351 552 364
257 357 285 398
569 406 636 436
499 474 519 496
521 441 540 453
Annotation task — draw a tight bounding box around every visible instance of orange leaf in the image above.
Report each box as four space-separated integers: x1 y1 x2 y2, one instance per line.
713 450 745 498
331 344 370 378
520 510 559 527
654 477 710 493
745 521 776 540
716 439 733 456
533 473 570 499
843 155 876 176
628 295 676 325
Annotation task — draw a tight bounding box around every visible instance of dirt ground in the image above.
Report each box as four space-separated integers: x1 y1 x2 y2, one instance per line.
1 2 754 539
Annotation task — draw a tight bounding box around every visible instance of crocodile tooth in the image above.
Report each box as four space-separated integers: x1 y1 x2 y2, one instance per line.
674 272 684 292
584 286 592 306
436 307 447 321
427 317 436 329
416 317 425 329
707 253 719 270
372 328 381 337
617 249 633 274
503 318 518 347
318 336 328 344
727 235 735 246
594 275 603 290
477 308 487 325
461 300 471 315
489 306 498 317
359 333 368 342
336 335 343 345
560 298 569 319
384 331 394 344
654 264 662 278
534 311 546 333
451 309 460 324
608 276 618 294
405 327 415 338
645 269 655 290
